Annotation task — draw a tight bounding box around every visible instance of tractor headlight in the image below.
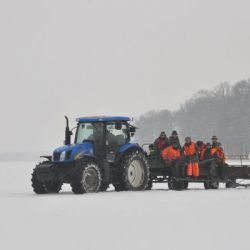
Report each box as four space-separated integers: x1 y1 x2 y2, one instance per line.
59 151 66 161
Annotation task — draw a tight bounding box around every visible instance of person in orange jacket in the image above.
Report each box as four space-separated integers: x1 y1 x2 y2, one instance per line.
183 137 199 177
211 136 227 180
162 143 182 178
211 136 226 164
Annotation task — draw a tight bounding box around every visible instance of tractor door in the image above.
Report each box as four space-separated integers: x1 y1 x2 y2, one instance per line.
106 122 129 162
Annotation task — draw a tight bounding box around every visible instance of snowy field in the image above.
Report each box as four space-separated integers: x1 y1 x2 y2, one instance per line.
1 161 250 250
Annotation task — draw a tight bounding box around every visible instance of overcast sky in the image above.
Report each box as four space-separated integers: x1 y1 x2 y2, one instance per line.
0 0 249 152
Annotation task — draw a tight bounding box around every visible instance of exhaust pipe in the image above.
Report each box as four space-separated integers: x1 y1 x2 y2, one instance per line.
65 116 72 145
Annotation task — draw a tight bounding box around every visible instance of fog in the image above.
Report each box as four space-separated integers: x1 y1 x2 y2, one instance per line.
0 0 249 152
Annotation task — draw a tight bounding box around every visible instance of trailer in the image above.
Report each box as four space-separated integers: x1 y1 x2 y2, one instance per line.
143 144 250 190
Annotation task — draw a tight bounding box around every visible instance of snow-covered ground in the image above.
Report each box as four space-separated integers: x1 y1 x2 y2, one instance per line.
1 161 250 250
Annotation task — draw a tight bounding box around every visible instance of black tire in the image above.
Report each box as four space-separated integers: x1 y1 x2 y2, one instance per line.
168 178 174 190
71 160 102 194
44 181 62 193
210 181 219 189
146 179 153 190
168 178 184 191
204 181 219 189
226 179 236 188
31 168 47 194
117 151 149 191
183 181 189 190
204 181 211 189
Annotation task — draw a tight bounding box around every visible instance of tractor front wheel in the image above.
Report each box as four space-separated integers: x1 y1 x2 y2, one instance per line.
44 181 62 193
31 169 47 194
71 160 102 194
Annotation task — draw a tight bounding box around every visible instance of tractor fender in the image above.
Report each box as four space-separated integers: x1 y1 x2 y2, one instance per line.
115 143 144 164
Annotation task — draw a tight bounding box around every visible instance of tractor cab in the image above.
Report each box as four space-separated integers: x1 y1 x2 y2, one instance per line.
74 117 134 161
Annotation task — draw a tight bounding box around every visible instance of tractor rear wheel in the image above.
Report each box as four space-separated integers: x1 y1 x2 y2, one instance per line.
146 179 153 190
117 151 149 191
31 169 47 194
71 160 102 194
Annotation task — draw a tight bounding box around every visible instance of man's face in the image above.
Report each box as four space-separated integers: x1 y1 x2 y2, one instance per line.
160 133 166 139
212 139 218 144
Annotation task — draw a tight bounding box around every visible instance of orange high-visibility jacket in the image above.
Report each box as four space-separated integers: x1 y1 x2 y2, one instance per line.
184 142 196 156
211 147 225 163
200 148 206 161
162 146 181 161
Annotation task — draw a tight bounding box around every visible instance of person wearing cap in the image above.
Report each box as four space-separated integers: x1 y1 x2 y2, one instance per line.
169 130 181 150
183 137 199 177
154 132 169 152
211 136 225 163
162 142 182 178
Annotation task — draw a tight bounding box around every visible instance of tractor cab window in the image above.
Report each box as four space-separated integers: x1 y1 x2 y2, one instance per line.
76 123 94 143
106 122 128 151
76 123 104 144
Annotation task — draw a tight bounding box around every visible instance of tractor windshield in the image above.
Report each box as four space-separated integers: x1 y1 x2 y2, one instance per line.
75 123 104 144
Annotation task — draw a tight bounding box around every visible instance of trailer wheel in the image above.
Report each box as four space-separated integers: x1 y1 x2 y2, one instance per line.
204 181 210 189
168 178 174 190
118 151 149 191
168 178 184 191
210 181 219 189
226 179 236 188
204 181 219 189
71 160 102 194
183 181 189 190
31 169 47 194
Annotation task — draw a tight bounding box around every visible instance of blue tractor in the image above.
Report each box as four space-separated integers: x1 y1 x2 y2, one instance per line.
31 116 149 194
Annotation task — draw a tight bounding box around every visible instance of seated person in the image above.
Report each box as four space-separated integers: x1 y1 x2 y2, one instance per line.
162 143 183 178
200 143 212 161
211 136 226 164
154 132 169 153
169 130 181 150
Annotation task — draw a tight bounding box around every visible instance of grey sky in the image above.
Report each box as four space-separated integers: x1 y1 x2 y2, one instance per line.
0 0 249 152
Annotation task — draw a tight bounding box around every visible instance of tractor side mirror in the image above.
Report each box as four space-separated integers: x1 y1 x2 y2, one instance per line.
129 126 136 133
115 122 122 130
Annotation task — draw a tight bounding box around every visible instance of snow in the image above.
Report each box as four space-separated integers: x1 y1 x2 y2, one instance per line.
1 161 250 250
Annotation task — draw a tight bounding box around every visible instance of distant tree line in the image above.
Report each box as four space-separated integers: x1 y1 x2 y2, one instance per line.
135 79 250 155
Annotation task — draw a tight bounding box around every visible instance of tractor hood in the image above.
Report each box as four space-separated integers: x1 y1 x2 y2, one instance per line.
53 142 94 162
